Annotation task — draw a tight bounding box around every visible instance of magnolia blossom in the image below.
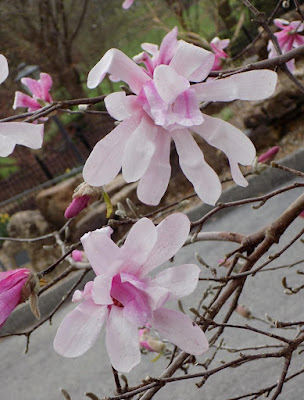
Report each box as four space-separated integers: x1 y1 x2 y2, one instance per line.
122 0 134 8
268 19 304 72
64 195 90 219
0 268 32 327
13 73 53 120
258 146 280 164
0 55 43 156
54 214 209 372
83 27 277 206
210 37 230 71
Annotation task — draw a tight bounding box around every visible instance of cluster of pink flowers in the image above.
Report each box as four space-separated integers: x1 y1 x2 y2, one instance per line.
268 18 304 72
83 27 277 206
0 54 43 157
54 214 209 372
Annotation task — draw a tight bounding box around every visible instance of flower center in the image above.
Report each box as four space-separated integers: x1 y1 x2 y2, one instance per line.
112 297 123 307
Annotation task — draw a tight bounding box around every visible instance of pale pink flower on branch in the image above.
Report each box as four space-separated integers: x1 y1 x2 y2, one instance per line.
83 27 277 206
54 213 209 372
13 73 53 120
122 0 134 9
0 268 32 328
210 37 230 71
0 55 43 156
268 19 304 72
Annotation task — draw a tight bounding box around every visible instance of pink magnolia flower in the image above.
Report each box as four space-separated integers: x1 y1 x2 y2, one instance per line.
122 0 134 9
0 54 43 156
0 268 32 327
268 19 304 72
210 37 230 71
83 27 277 206
13 73 53 120
54 214 209 372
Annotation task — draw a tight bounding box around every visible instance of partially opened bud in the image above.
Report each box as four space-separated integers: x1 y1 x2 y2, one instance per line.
64 182 104 219
64 195 90 219
139 327 166 353
0 268 40 327
258 146 280 164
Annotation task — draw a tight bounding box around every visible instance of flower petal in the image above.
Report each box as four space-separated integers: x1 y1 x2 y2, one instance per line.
192 114 256 166
169 40 214 82
0 54 9 85
105 92 139 121
229 159 249 187
81 228 122 277
152 264 200 298
93 275 114 305
87 48 150 94
0 122 44 157
21 77 43 98
141 213 190 275
120 217 157 274
54 300 107 358
152 308 209 355
153 65 189 104
13 92 41 110
157 27 179 66
194 70 277 102
83 115 141 186
39 73 53 103
122 115 157 182
172 129 222 205
106 306 141 372
137 128 171 206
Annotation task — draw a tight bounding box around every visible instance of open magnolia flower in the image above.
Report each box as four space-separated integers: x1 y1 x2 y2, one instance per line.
0 54 43 156
210 36 230 71
54 213 209 372
13 72 53 121
268 19 304 72
83 27 277 206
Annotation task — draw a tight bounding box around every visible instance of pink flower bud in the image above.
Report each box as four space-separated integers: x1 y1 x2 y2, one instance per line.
0 268 37 327
258 146 280 164
64 195 90 219
235 304 252 319
71 250 85 262
299 210 304 218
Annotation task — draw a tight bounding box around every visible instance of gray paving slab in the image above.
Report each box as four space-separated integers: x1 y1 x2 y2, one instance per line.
1 149 304 400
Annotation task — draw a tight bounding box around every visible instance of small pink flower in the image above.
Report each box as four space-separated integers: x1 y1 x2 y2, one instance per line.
122 0 134 9
258 146 280 164
83 27 277 206
13 73 53 120
0 54 44 156
0 268 32 327
268 19 304 71
54 214 209 372
210 37 230 71
64 195 90 219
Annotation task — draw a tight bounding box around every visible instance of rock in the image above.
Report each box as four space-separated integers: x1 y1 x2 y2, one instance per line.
2 210 65 276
